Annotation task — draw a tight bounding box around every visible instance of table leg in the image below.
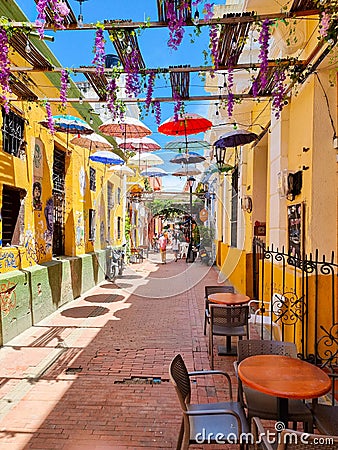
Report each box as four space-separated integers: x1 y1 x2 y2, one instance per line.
217 336 237 356
277 397 288 428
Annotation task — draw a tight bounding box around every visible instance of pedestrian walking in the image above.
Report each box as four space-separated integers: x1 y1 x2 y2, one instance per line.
158 233 167 264
172 234 181 262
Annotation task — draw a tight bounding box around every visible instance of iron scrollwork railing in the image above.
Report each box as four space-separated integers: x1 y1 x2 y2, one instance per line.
252 237 337 370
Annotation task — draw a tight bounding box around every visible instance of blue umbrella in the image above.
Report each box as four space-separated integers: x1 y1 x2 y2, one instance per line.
89 151 124 165
140 167 168 177
41 114 94 135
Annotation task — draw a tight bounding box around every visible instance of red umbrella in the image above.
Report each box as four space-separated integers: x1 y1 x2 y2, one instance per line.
158 113 212 136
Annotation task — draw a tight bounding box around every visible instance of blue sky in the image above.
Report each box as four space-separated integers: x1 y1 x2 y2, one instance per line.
16 0 224 189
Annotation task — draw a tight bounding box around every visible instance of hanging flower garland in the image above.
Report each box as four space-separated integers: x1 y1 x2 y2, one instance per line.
45 101 55 135
203 3 214 21
319 11 331 38
173 88 183 122
209 24 220 77
145 71 156 112
272 68 286 120
125 46 141 98
60 68 69 110
0 28 11 113
92 25 106 75
252 19 271 95
106 74 126 121
165 0 187 51
36 0 70 39
153 101 161 125
226 66 235 119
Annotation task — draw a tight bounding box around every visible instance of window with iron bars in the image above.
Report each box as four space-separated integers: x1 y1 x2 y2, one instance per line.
1 107 25 157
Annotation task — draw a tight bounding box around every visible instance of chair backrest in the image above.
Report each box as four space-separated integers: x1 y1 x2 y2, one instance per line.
210 304 250 328
169 354 191 411
237 339 297 363
205 285 235 299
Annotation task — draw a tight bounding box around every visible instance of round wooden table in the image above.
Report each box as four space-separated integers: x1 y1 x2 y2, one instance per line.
208 292 250 355
238 354 331 426
208 292 250 305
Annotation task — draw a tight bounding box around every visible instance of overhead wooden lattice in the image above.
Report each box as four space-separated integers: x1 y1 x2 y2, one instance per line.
9 74 38 101
33 0 77 25
170 66 190 99
10 33 54 70
290 0 318 12
82 68 109 100
107 26 145 71
248 65 279 96
217 13 254 67
157 0 192 23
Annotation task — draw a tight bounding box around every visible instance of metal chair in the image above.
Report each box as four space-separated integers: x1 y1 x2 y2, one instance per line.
169 354 249 450
251 417 338 449
234 340 313 432
311 372 338 436
209 304 249 369
203 285 235 335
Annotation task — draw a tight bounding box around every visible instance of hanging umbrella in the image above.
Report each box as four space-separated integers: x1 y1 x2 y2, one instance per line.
99 116 152 139
165 139 210 152
158 113 212 136
213 129 258 148
172 167 202 177
140 167 168 177
170 151 206 164
71 132 114 151
40 114 94 135
128 153 164 167
116 136 161 152
108 165 135 176
89 151 124 165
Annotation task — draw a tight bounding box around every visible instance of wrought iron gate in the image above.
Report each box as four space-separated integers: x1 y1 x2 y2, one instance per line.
252 237 337 370
52 149 65 256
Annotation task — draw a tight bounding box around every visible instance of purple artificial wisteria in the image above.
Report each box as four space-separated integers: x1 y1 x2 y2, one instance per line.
272 68 286 120
209 24 220 76
60 69 68 109
153 101 161 125
125 47 140 98
203 3 214 21
319 11 331 38
252 19 271 95
0 28 11 113
106 78 125 121
145 71 156 112
45 101 55 135
226 67 234 119
36 0 70 39
165 0 187 51
92 27 106 75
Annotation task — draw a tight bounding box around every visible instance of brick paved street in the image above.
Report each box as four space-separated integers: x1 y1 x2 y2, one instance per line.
0 251 253 449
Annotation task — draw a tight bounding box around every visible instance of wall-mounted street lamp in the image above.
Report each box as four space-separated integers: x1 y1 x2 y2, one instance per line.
187 176 196 263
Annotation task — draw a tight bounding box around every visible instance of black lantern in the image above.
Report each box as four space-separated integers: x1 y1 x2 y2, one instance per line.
214 145 228 172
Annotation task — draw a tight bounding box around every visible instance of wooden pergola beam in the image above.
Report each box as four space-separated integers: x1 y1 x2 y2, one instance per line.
7 9 320 31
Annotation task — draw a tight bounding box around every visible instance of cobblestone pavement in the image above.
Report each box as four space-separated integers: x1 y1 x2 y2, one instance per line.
0 250 255 449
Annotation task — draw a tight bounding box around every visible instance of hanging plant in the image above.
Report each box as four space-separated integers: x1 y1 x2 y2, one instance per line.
209 24 220 77
226 66 234 118
36 0 70 39
173 87 182 122
252 19 271 95
0 28 11 113
145 71 156 112
153 101 161 125
319 11 331 38
203 3 214 21
125 45 141 98
106 74 126 121
45 101 55 135
165 0 187 51
92 25 106 75
60 68 69 110
272 67 286 120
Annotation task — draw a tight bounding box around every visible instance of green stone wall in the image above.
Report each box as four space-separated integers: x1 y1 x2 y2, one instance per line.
0 250 108 345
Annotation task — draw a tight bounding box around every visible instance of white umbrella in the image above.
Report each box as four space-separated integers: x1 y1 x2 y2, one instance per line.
140 167 168 177
108 165 135 176
128 153 164 167
99 116 152 139
71 132 113 150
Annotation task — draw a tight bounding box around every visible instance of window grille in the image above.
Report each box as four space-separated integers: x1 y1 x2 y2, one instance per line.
117 216 121 240
1 107 25 157
89 167 96 191
52 149 65 256
89 209 96 241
